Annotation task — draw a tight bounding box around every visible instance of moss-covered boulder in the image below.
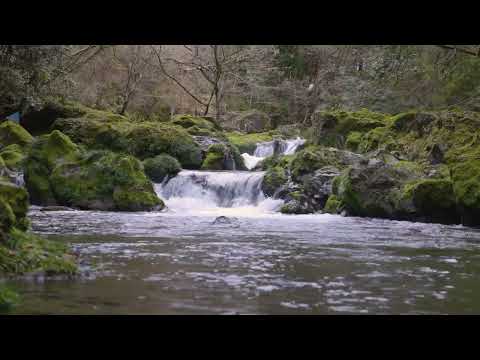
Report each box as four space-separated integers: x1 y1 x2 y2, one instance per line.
22 99 127 135
0 121 33 148
171 114 222 136
0 144 26 170
200 143 247 170
290 146 365 181
50 151 163 211
24 130 80 205
310 109 390 148
451 159 480 226
262 166 288 197
323 195 342 214
226 131 278 155
400 179 458 224
143 154 181 183
24 131 162 211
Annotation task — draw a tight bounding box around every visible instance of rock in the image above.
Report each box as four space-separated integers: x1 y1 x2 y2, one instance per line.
24 130 163 212
143 154 181 183
280 199 312 214
223 110 272 133
201 143 246 171
301 166 341 210
323 195 342 214
0 121 33 148
212 216 238 224
262 166 288 197
39 206 75 212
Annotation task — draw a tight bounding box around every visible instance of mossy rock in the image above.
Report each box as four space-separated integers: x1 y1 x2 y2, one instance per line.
0 121 33 148
171 114 222 132
0 144 26 169
400 179 458 224
451 159 480 226
50 151 163 211
0 227 77 275
345 131 363 152
0 285 19 313
22 99 127 135
126 123 202 168
201 143 227 170
143 154 181 183
225 131 277 155
311 109 390 148
262 166 288 197
290 146 365 181
0 181 29 230
24 130 80 205
323 194 342 214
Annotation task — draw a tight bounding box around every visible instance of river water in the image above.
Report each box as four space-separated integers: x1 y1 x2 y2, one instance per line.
5 139 480 314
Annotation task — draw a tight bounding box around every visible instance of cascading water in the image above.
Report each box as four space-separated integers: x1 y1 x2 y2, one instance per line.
155 170 283 216
242 137 305 170
155 137 305 216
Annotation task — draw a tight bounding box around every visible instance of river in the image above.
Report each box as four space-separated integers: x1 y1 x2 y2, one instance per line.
5 138 480 314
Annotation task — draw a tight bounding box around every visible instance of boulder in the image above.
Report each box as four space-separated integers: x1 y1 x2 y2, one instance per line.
143 154 181 183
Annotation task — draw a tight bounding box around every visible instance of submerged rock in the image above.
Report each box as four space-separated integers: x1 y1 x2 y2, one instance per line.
39 206 75 212
212 216 238 225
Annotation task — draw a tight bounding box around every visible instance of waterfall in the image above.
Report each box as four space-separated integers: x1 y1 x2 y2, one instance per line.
154 137 305 216
155 170 283 215
242 137 306 170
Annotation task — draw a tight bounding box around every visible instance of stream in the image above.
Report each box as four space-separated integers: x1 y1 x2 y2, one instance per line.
5 138 480 314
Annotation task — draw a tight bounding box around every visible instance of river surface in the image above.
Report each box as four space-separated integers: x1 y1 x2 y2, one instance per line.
6 206 480 315
6 138 480 314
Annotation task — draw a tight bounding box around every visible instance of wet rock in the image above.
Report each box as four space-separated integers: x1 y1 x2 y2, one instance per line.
40 206 75 212
212 216 238 225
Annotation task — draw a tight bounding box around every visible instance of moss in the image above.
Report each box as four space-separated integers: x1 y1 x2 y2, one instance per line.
143 154 181 182
0 285 19 313
393 161 426 177
225 131 278 154
0 228 77 275
24 130 80 205
0 144 25 169
311 109 390 148
0 198 16 235
259 154 294 171
0 181 29 230
262 166 288 197
334 170 364 215
323 194 342 214
50 151 163 211
400 178 458 223
171 114 221 132
0 121 33 147
358 126 394 153
345 131 363 151
201 144 227 170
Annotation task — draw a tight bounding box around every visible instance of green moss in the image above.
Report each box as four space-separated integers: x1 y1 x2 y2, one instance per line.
24 130 81 205
358 126 394 153
0 121 33 147
400 178 457 222
0 181 29 225
393 161 425 177
201 144 227 170
143 154 181 182
0 228 77 275
324 195 342 214
262 166 288 197
225 131 277 154
311 109 390 148
0 285 19 313
0 198 16 235
50 151 163 211
334 170 363 215
0 144 25 169
171 114 221 132
345 131 363 151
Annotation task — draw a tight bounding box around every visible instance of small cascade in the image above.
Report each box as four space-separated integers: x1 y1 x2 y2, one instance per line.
242 137 306 170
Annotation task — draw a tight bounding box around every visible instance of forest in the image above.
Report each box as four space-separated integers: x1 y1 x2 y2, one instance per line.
2 45 480 315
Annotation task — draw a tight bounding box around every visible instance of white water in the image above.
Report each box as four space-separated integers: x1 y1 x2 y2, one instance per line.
155 170 283 217
155 138 305 216
241 137 305 170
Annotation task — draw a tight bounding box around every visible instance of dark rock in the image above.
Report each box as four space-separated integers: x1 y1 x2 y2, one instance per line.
40 206 75 212
212 216 238 225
